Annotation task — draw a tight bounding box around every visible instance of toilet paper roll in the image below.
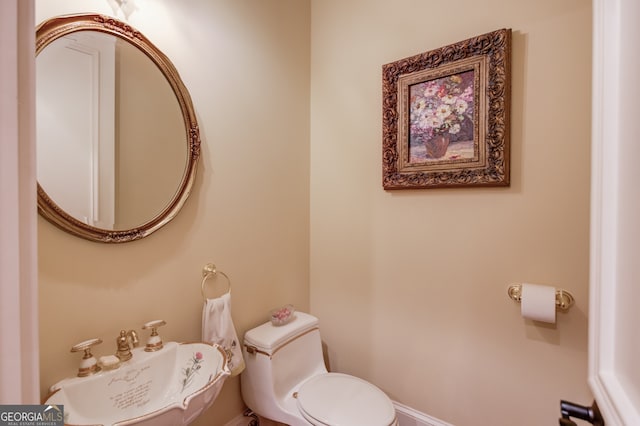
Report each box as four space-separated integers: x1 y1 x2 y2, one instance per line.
521 283 556 323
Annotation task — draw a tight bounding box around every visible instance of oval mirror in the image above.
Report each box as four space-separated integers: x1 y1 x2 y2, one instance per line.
36 14 200 243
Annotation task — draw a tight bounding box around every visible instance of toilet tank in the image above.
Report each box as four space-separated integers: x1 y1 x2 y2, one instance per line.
242 312 328 404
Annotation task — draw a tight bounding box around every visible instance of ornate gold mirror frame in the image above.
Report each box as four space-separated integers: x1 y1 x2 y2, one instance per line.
36 14 200 243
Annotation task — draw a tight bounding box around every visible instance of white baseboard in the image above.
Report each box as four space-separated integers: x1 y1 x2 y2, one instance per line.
393 401 454 426
225 402 452 426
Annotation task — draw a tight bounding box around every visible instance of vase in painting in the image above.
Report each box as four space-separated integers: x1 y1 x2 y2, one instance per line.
424 133 450 159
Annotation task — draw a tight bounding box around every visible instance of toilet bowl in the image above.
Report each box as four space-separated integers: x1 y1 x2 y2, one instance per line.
240 312 398 426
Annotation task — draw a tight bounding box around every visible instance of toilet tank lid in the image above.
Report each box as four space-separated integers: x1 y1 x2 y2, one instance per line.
244 311 319 353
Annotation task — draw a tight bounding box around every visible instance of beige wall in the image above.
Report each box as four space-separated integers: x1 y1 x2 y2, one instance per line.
36 1 310 425
310 1 592 425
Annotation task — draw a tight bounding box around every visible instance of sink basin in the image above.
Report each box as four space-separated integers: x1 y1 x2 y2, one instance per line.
44 342 230 426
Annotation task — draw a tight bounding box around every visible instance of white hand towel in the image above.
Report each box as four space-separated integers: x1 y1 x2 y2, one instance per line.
202 291 245 376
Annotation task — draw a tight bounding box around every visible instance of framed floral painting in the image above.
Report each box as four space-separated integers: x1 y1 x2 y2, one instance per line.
382 28 511 189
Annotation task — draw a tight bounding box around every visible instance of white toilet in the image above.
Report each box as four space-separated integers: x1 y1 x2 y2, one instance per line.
241 311 398 426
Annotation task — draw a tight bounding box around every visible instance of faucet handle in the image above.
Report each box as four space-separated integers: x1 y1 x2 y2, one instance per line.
142 320 166 352
70 338 103 377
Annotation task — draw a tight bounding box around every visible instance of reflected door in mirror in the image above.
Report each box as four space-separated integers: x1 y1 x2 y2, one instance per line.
37 32 116 228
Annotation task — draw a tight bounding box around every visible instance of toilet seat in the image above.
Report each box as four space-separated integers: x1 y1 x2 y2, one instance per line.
296 373 397 426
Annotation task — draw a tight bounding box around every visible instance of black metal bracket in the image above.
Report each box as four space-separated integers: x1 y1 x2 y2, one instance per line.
243 408 260 426
559 400 605 426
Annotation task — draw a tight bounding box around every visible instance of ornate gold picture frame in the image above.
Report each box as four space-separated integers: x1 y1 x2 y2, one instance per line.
382 28 511 189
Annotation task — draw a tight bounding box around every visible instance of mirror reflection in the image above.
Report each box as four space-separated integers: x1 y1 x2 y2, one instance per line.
35 14 200 243
37 31 186 230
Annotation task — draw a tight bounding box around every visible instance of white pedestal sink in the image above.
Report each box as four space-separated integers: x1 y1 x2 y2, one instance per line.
44 342 230 426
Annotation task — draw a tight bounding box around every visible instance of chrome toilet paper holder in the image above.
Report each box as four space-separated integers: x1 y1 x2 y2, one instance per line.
507 284 575 311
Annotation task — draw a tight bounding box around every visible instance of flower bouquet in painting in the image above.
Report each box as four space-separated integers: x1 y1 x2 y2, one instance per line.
409 70 475 161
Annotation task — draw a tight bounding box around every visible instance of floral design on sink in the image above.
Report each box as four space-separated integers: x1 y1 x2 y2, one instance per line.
44 342 230 426
181 351 205 392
